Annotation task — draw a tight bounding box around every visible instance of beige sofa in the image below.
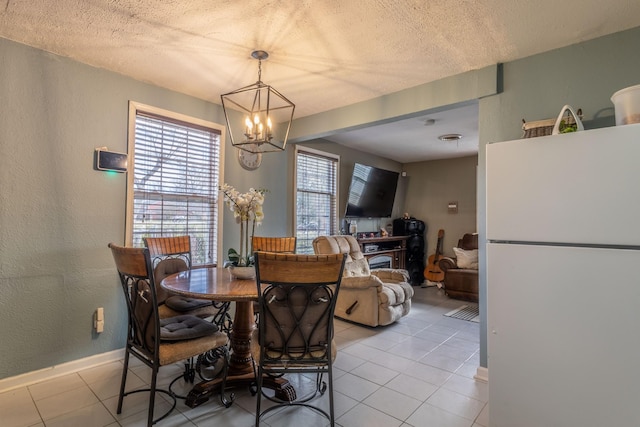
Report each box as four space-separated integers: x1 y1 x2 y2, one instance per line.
313 235 414 327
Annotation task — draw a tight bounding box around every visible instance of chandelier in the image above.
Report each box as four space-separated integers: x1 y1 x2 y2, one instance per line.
221 50 295 154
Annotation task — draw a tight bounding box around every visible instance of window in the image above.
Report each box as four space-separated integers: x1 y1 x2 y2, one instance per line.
295 147 339 254
125 102 224 267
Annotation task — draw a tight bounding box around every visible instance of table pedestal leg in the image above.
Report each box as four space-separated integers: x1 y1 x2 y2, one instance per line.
185 300 296 408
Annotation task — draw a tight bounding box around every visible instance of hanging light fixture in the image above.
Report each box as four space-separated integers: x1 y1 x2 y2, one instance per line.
221 50 295 154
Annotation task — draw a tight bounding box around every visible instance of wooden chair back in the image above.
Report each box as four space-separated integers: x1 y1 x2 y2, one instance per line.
252 236 297 254
144 235 192 268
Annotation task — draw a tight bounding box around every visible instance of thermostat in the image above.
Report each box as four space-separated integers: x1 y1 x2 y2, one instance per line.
95 149 128 173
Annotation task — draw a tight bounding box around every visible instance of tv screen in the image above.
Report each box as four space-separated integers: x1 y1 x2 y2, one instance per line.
345 163 399 218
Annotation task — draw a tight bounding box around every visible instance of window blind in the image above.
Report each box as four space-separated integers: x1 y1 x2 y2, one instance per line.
131 111 221 266
296 150 338 254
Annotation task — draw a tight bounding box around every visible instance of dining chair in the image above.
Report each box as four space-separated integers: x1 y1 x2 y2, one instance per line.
144 236 232 332
108 243 233 427
251 251 346 426
250 236 297 321
144 235 233 384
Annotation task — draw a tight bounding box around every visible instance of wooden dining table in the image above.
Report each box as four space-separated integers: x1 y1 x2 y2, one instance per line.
161 266 295 408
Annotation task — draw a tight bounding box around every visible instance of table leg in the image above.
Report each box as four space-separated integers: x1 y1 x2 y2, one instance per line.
185 300 296 408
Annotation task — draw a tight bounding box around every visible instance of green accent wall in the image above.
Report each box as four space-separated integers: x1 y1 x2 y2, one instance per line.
0 38 289 379
2 24 640 381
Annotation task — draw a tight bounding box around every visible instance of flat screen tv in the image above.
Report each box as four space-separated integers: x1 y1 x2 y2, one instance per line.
345 163 399 218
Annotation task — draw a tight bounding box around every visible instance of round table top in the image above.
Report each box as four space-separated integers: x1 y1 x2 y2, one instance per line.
160 267 258 302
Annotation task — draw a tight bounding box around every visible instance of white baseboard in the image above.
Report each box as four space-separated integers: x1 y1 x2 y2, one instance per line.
474 366 489 383
0 348 125 393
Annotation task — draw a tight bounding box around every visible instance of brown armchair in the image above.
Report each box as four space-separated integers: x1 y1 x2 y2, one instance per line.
439 233 479 302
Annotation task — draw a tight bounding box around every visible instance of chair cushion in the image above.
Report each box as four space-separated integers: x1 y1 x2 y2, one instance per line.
165 295 213 312
160 315 218 341
154 258 189 303
159 331 228 366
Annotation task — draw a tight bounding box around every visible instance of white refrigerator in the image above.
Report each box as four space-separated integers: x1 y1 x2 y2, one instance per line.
486 123 640 427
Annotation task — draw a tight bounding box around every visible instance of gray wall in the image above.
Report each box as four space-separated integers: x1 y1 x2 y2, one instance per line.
2 24 640 381
0 38 288 379
476 25 640 367
403 156 478 259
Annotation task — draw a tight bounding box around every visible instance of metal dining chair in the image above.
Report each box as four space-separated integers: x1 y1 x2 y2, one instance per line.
250 236 297 321
144 235 233 384
144 235 232 332
251 251 346 426
108 243 233 427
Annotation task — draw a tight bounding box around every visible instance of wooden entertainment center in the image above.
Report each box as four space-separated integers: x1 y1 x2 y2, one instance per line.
356 235 408 270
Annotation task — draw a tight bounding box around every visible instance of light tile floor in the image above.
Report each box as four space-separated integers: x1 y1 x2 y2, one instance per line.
1 286 488 427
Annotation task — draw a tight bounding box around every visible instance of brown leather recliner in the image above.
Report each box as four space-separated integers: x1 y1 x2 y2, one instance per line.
439 233 479 302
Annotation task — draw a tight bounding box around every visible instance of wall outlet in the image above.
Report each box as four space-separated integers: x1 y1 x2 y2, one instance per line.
94 307 104 333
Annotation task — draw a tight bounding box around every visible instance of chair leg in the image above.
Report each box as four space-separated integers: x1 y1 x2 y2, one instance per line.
118 350 177 426
328 364 335 427
147 365 158 427
254 359 264 427
117 348 130 415
219 345 234 408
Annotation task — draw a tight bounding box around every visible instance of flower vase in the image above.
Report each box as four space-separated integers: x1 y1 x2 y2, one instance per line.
229 265 256 280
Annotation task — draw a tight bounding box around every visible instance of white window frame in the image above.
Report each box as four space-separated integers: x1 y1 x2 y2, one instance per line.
125 101 226 266
294 146 340 254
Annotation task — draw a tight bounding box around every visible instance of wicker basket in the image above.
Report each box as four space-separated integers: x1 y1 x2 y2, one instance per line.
522 108 583 138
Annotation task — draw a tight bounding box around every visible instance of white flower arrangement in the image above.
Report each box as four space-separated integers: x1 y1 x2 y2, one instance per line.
220 184 267 266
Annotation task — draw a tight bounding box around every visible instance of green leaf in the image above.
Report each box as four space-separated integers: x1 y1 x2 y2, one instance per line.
227 248 240 265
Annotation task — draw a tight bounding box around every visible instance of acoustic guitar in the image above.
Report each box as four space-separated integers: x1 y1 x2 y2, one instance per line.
424 229 445 282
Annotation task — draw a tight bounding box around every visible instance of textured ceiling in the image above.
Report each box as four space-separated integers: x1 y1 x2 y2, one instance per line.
2 0 639 162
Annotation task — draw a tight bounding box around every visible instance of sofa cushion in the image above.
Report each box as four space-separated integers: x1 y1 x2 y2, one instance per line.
344 257 371 277
379 282 414 305
313 235 371 277
453 247 478 269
